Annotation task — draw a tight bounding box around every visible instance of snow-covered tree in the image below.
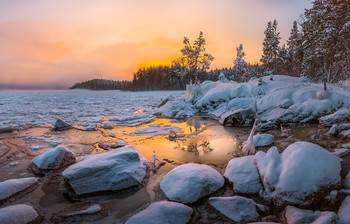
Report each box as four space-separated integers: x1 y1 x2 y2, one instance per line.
218 72 229 83
233 44 248 82
261 19 281 73
286 21 303 76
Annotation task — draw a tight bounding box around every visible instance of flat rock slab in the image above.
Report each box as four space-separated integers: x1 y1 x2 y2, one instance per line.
224 156 262 194
0 204 42 224
62 146 147 195
209 196 263 223
253 134 274 147
284 206 337 224
51 203 107 223
160 163 224 203
125 201 193 224
0 177 38 204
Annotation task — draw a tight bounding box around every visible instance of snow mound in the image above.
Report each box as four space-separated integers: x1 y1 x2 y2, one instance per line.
0 204 41 224
224 156 262 194
209 196 263 223
125 201 193 224
160 164 224 203
155 100 197 119
0 177 38 202
31 146 76 175
284 206 337 224
253 134 274 147
62 146 147 195
338 196 350 224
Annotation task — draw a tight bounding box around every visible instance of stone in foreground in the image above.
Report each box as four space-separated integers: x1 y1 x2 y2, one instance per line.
224 156 262 194
62 146 147 195
51 203 107 223
125 201 193 224
209 196 263 223
160 164 224 203
284 206 337 224
0 204 42 224
52 118 72 131
31 146 76 175
0 177 38 204
253 134 274 147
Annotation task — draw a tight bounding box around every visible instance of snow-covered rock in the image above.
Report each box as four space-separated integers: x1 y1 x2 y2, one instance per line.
31 146 76 175
101 122 113 129
62 146 147 195
160 164 224 203
0 177 38 203
155 100 197 119
253 134 274 147
342 143 350 149
0 204 41 224
224 156 262 194
344 172 350 189
284 206 337 224
51 203 107 223
158 94 175 107
339 129 350 137
332 148 350 157
116 140 126 147
109 114 154 125
52 118 72 131
125 201 193 224
320 108 350 126
209 196 263 223
338 196 350 224
219 107 255 126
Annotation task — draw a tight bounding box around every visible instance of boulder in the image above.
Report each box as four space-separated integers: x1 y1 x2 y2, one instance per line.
0 204 42 224
224 156 262 194
284 206 337 224
253 134 274 147
338 196 350 224
30 146 76 175
125 201 193 224
209 196 264 223
160 164 224 203
101 123 113 129
62 146 147 195
51 203 107 223
219 107 255 126
0 177 38 204
52 118 72 131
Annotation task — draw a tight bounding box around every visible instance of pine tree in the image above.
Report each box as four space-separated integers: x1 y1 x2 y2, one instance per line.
286 21 303 76
233 44 248 82
261 19 281 73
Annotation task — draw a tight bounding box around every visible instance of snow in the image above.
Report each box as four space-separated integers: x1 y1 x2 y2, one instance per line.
338 196 350 224
342 143 350 149
155 100 196 119
0 177 38 202
320 108 350 126
209 196 263 223
0 204 39 224
253 134 274 147
224 156 262 194
160 163 224 203
284 206 337 224
332 148 350 157
69 204 101 216
31 146 76 171
133 125 180 136
62 145 147 195
0 90 184 129
125 201 193 224
344 172 350 189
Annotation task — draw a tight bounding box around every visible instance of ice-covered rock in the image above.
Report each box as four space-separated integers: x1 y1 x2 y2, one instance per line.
224 156 262 194
101 122 113 129
109 114 154 125
209 196 263 223
332 148 350 157
344 172 350 189
160 164 224 203
52 118 72 131
62 146 147 195
0 177 38 203
319 108 350 126
338 196 350 224
155 100 197 119
339 129 350 137
125 201 193 224
51 203 107 223
253 134 274 147
284 206 337 224
30 146 76 175
0 204 42 224
134 128 158 134
219 107 255 126
158 94 175 107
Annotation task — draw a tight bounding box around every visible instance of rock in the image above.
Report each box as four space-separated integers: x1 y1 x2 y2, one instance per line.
9 161 19 167
0 204 42 224
62 146 147 195
338 196 350 224
219 107 255 126
52 118 72 131
339 129 350 137
116 140 126 147
319 108 350 126
273 142 341 206
0 125 14 133
284 206 337 224
0 177 38 204
51 203 107 223
155 100 197 119
344 172 350 189
328 124 338 135
332 148 350 157
30 146 76 175
101 123 113 129
160 164 224 203
253 134 274 147
224 156 262 194
209 196 263 223
342 143 350 149
158 94 175 107
125 201 193 224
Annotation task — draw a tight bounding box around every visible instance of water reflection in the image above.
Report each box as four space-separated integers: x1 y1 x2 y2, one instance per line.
174 141 214 154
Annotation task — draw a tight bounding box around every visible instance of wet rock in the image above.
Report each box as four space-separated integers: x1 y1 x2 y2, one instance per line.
160 163 224 203
209 196 264 223
101 122 113 129
30 146 76 175
125 201 192 224
224 156 262 194
0 204 42 224
62 146 147 195
52 118 72 131
338 196 350 224
219 107 255 126
0 177 38 204
283 206 337 224
51 203 107 223
253 134 274 147
332 148 350 157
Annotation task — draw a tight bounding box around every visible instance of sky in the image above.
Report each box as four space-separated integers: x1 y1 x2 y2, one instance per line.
0 0 312 86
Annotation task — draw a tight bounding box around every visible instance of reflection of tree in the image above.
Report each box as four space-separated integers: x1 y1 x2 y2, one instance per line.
174 141 213 154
